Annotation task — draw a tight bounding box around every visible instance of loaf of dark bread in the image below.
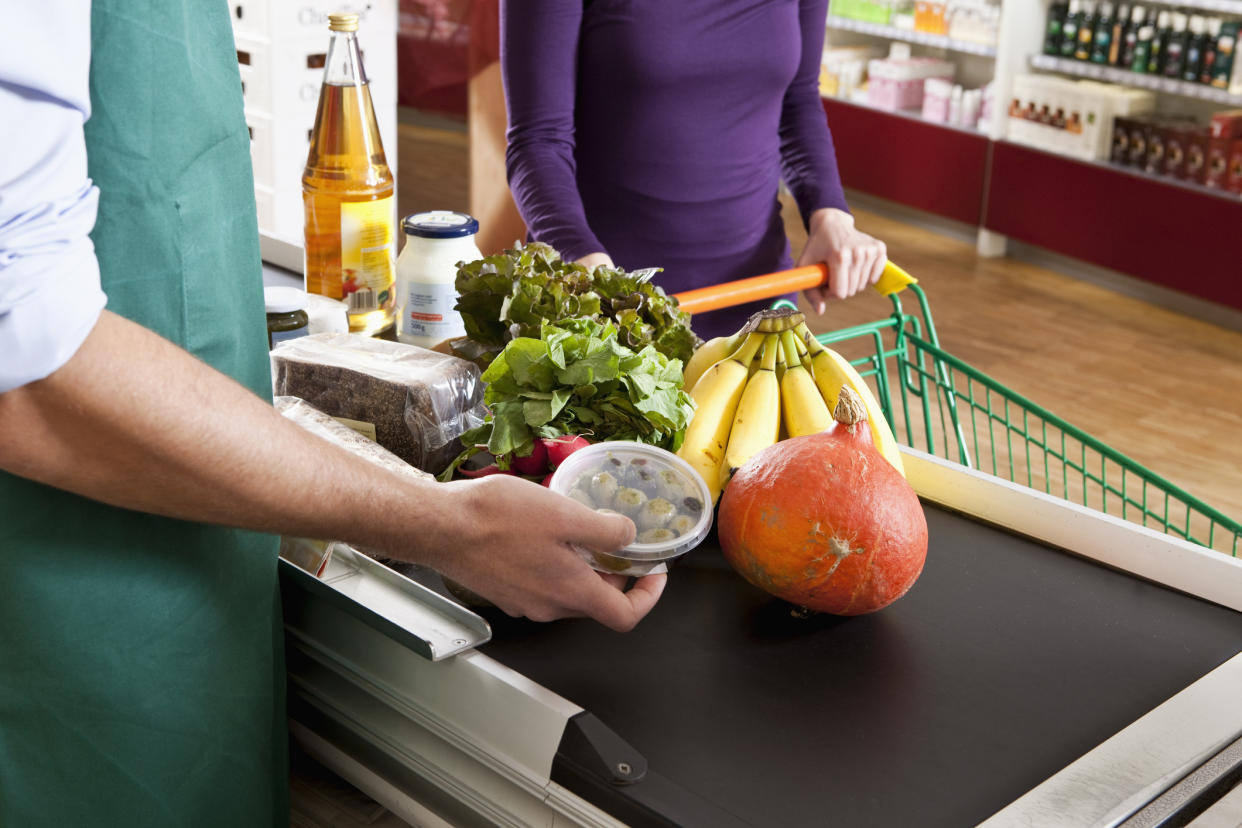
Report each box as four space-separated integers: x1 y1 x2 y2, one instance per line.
271 334 485 475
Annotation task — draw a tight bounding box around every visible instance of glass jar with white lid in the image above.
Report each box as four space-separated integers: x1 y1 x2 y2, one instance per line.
395 211 481 349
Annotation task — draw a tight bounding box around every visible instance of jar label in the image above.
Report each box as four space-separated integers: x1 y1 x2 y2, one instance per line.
340 197 396 315
399 280 466 342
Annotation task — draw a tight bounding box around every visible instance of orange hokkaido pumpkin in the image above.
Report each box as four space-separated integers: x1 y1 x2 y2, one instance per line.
718 388 927 615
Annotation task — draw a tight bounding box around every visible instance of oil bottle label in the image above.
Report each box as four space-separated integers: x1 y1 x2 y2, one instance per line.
340 197 395 314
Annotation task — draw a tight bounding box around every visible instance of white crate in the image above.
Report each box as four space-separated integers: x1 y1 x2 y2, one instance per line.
253 183 276 231
236 33 327 121
227 0 270 42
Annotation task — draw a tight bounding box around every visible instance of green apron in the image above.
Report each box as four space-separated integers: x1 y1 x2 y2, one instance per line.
0 2 287 825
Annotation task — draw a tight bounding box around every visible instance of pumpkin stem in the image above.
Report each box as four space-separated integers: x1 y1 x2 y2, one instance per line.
833 386 868 428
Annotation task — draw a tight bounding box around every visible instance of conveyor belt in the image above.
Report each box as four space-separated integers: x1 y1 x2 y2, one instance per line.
470 505 1242 827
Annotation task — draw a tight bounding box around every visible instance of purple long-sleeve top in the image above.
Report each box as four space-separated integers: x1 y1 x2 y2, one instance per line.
501 0 849 338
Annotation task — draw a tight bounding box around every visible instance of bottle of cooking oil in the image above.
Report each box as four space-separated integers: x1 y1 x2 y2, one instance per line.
303 12 395 336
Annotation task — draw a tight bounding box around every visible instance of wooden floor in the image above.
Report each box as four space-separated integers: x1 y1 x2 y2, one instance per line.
289 121 1242 827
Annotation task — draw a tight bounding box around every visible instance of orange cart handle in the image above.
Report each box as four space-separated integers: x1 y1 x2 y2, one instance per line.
671 260 916 316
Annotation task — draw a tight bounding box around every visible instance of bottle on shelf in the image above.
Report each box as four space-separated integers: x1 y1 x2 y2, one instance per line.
1120 5 1146 70
1183 15 1209 84
1075 1 1098 61
1163 13 1190 80
1091 2 1115 64
1211 21 1238 90
1200 18 1224 85
1147 10 1173 75
302 13 397 337
1046 1 1070 56
1062 0 1084 59
1107 3 1129 66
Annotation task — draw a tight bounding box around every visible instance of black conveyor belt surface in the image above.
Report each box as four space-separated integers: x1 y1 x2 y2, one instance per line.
475 505 1242 827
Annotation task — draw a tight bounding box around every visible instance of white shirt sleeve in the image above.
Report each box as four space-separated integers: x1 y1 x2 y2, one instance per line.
0 4 107 393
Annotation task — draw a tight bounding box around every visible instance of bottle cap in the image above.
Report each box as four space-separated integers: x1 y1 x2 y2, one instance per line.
401 211 480 239
329 13 359 32
264 286 308 314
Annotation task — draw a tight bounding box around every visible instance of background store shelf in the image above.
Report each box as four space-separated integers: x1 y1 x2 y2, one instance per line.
826 15 998 57
823 97 989 225
1030 55 1242 106
1141 0 1242 12
984 140 1242 311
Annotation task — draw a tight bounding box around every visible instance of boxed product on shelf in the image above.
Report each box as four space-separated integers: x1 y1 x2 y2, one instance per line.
923 78 987 129
1108 108 1242 191
1007 74 1154 162
1207 110 1242 189
946 0 1000 46
831 0 899 24
867 56 954 110
1184 129 1210 184
1160 121 1206 180
1227 140 1242 193
914 1 947 35
820 45 883 99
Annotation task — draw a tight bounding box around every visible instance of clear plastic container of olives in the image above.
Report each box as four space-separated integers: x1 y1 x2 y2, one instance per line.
548 441 713 577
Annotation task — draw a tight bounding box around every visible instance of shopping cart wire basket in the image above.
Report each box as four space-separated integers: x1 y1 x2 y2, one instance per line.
771 284 1240 557
671 260 1240 557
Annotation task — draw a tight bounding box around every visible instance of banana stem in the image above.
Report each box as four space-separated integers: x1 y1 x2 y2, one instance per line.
730 332 766 366
779 330 802 371
761 334 780 372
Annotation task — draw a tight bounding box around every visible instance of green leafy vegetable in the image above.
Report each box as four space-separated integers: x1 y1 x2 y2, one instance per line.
454 242 698 366
439 319 696 480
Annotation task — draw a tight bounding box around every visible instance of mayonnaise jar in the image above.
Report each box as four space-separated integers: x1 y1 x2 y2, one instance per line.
395 211 481 349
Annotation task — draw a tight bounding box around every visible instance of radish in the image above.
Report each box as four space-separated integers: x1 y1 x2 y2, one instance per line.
456 464 514 478
510 439 549 476
543 434 591 469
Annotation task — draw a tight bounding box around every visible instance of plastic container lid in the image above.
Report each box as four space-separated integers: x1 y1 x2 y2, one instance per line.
401 211 479 239
264 285 308 314
548 441 713 574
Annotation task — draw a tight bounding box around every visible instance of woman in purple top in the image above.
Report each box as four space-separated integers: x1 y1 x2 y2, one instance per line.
501 0 888 339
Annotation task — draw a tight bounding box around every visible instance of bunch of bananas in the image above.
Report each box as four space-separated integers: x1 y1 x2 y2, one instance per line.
678 309 905 505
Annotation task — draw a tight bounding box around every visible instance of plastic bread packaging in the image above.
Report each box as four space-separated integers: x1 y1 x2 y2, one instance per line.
270 333 486 474
275 395 436 564
274 395 436 484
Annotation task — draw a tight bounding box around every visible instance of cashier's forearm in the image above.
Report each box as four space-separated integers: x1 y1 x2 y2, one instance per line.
0 310 476 555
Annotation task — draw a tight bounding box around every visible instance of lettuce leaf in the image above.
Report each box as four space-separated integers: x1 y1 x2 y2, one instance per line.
454 241 698 367
441 318 696 478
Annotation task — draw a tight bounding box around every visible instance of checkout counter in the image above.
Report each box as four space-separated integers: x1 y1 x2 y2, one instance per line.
278 449 1242 827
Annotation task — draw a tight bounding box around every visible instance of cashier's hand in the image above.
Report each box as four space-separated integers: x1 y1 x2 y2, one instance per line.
799 208 887 313
435 476 666 631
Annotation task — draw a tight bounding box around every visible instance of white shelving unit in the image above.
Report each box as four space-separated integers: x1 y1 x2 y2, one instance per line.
1030 55 1242 106
826 15 998 56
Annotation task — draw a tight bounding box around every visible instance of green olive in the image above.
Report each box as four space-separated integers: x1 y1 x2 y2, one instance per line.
588 471 619 507
637 527 676 545
636 498 676 532
567 488 595 508
613 487 649 517
668 514 697 537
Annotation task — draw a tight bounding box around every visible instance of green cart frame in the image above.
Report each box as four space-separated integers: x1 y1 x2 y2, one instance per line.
776 287 1242 557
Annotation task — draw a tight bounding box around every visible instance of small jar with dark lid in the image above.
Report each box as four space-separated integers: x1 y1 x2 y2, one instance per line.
264 286 309 349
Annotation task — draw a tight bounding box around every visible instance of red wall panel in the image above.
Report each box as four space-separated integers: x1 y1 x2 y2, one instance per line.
985 141 1242 312
823 98 989 226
